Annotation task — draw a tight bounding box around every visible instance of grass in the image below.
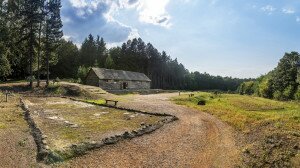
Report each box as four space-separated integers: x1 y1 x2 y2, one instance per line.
86 99 106 105
0 80 27 84
173 92 300 132
25 97 164 152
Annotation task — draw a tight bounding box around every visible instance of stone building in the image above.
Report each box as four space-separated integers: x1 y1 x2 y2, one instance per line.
85 68 151 90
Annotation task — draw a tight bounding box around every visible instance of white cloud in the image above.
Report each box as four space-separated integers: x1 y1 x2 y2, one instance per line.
62 35 72 41
136 0 172 28
297 17 300 22
103 0 172 28
69 0 87 8
282 8 295 14
261 5 276 14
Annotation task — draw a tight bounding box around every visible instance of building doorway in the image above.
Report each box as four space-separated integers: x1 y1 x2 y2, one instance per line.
122 82 128 89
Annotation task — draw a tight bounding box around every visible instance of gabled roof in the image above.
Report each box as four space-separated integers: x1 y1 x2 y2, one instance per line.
90 68 151 82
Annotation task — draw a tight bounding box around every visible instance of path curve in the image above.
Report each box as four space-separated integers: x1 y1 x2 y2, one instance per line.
59 93 240 168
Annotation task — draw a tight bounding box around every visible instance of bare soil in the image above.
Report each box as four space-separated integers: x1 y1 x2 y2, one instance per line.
0 95 40 168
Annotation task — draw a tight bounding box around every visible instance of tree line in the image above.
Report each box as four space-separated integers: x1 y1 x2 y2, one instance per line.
51 35 247 91
238 52 300 100
0 0 62 87
0 1 247 91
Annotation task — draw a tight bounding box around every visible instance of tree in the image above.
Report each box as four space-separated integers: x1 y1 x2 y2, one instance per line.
44 0 63 86
0 43 11 80
51 40 79 78
96 36 106 67
105 54 115 69
79 34 97 67
36 0 46 87
20 0 44 88
272 52 300 100
237 52 300 100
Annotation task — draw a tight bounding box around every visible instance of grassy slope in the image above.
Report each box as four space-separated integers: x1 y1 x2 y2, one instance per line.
173 92 300 167
173 92 300 132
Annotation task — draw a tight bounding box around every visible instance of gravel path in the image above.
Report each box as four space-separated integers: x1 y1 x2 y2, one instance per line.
60 93 240 168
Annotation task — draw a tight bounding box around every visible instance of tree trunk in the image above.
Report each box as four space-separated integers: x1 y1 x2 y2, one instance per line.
29 25 34 88
37 22 42 87
46 50 49 86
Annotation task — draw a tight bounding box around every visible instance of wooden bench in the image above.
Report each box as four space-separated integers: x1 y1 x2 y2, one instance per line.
188 94 194 97
105 99 118 106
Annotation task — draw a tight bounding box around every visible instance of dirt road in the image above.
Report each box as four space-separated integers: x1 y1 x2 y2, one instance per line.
60 93 240 168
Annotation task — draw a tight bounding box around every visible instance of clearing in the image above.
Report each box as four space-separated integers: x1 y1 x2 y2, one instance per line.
59 92 240 168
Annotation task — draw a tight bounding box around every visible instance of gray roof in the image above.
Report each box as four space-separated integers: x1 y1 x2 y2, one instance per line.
91 68 151 82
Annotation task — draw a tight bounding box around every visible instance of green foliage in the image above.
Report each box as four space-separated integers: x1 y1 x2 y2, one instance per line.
0 43 12 80
238 52 300 101
238 81 256 95
77 66 90 84
294 86 300 100
51 40 79 78
257 74 273 98
104 54 115 69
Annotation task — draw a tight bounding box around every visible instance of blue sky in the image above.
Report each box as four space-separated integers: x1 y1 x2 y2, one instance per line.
61 0 300 78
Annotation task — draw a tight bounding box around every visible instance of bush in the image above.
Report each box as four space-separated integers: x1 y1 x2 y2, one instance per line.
282 85 295 100
77 66 90 84
294 86 300 100
273 90 283 100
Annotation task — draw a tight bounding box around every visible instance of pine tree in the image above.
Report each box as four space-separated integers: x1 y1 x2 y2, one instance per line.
80 34 97 66
21 0 44 88
37 0 46 87
105 54 115 69
96 36 106 67
44 0 63 86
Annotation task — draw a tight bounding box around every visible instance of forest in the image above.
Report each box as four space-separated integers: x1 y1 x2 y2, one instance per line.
238 52 300 100
0 0 247 91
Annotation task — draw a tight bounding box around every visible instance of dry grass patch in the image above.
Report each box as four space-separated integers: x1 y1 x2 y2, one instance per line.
0 94 38 167
25 97 165 154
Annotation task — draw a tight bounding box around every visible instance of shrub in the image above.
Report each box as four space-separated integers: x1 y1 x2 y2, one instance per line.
282 85 295 100
273 90 283 100
77 66 90 84
294 86 300 100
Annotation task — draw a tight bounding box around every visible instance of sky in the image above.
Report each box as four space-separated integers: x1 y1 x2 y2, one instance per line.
61 0 300 78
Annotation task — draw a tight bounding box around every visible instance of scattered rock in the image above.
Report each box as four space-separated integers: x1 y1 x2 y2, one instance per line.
44 145 50 150
42 140 47 144
41 135 48 140
70 124 79 128
123 131 132 139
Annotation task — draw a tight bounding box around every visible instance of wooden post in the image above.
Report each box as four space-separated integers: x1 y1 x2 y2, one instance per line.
179 91 181 96
5 90 8 102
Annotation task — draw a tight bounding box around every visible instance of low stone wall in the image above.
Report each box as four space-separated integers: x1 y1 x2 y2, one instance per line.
20 96 178 164
20 98 50 162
